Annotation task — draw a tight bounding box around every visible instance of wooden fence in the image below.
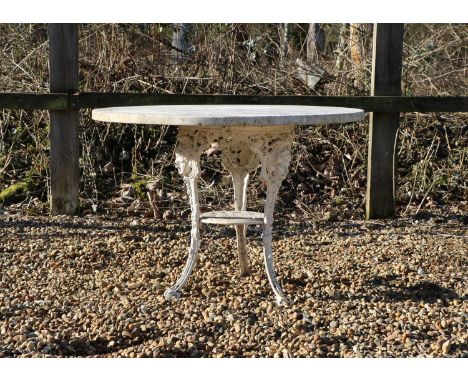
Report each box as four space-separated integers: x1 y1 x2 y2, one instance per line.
0 24 467 219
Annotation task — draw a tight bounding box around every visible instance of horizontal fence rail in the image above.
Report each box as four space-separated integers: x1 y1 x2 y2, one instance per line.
0 92 467 113
0 93 69 110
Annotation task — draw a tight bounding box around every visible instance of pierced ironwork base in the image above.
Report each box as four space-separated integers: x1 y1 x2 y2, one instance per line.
164 125 294 306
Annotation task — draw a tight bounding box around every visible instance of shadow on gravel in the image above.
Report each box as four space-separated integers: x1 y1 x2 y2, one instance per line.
60 333 206 358
10 332 189 358
0 218 188 234
366 275 461 303
310 277 462 304
384 281 461 303
450 341 468 355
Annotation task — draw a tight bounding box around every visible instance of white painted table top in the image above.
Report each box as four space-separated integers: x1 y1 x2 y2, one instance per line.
92 105 364 126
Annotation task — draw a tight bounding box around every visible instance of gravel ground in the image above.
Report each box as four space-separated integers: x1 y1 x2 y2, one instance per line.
0 211 466 358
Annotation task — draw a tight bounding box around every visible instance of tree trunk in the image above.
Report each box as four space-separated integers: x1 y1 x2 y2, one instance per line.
306 23 325 62
350 23 365 67
172 23 192 64
279 23 289 60
335 23 347 71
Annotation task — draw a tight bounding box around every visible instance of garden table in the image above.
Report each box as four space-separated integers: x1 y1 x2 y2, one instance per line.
92 105 364 306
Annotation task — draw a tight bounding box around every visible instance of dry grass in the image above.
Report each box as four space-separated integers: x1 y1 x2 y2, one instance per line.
0 23 466 219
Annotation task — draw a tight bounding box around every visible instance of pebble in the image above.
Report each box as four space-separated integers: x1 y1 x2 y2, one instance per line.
41 346 51 354
329 321 339 329
442 340 452 354
0 213 465 358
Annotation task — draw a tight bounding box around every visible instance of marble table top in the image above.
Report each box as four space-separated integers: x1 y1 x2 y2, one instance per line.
92 105 364 126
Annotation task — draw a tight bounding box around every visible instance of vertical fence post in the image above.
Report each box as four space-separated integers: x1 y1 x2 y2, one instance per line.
48 24 79 215
366 23 404 220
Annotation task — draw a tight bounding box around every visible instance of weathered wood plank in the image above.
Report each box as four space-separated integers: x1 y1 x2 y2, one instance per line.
0 92 467 112
73 93 468 112
48 24 80 215
0 93 69 110
366 23 405 220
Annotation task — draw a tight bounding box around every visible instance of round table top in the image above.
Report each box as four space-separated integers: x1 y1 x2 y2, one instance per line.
92 105 364 126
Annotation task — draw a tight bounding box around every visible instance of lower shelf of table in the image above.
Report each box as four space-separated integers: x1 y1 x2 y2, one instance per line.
200 210 265 225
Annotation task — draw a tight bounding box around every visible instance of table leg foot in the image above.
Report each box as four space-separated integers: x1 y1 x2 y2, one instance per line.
238 256 250 277
275 295 291 307
164 288 181 301
263 229 291 307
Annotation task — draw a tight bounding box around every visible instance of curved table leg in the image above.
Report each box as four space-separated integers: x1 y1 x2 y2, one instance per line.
251 129 294 306
262 179 290 306
221 137 259 277
231 169 250 276
164 127 213 300
164 175 200 300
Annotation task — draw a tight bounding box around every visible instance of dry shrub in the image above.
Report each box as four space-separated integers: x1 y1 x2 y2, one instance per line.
0 23 466 218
